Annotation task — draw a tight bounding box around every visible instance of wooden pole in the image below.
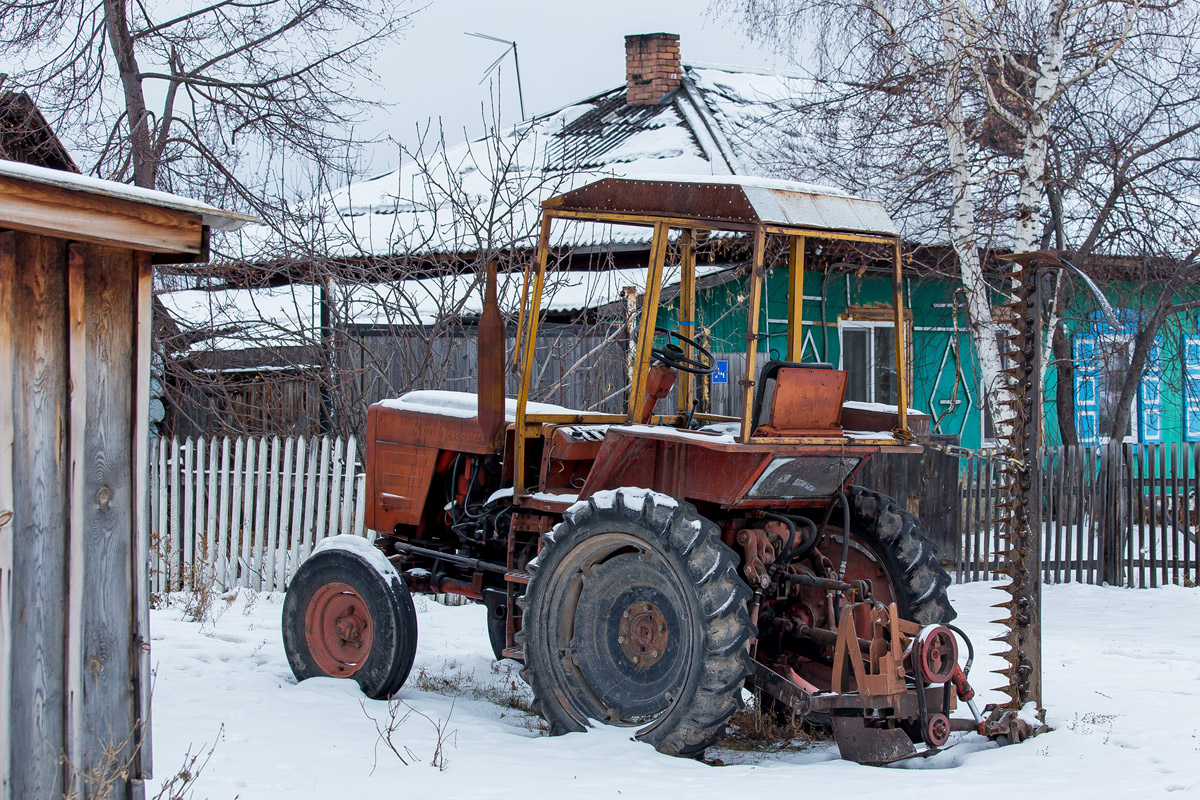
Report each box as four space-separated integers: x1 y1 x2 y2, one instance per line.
65 245 86 798
0 232 14 800
891 238 908 432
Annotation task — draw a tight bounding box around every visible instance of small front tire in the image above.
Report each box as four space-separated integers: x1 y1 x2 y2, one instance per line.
282 537 418 699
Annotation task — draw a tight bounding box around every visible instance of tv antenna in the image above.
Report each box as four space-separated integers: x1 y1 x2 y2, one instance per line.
465 31 526 120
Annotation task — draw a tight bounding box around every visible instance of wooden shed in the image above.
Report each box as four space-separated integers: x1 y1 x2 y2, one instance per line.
0 159 252 799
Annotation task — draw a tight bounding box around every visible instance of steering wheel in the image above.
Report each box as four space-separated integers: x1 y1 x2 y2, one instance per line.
651 327 717 375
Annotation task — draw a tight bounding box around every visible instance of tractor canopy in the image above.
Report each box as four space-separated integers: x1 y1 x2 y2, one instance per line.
504 175 915 500
541 174 898 237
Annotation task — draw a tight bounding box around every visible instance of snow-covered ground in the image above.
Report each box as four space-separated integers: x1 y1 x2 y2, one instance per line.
148 582 1200 799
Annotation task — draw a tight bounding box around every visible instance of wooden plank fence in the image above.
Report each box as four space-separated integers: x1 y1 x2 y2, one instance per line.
152 436 1200 595
149 434 367 594
959 443 1200 587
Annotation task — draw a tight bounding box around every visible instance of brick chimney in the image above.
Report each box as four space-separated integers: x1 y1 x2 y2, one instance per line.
625 33 681 106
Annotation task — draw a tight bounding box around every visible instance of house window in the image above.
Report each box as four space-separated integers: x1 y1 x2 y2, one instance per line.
839 321 898 405
1095 337 1136 438
1074 329 1156 444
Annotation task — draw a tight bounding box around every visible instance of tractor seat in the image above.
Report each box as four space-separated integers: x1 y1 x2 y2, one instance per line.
751 360 848 436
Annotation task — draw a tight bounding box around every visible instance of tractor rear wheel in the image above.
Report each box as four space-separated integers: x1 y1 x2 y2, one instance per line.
520 488 755 757
282 537 418 699
844 485 956 626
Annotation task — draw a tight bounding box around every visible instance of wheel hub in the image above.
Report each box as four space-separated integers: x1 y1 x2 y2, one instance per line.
304 582 373 676
619 601 668 667
568 551 691 722
335 606 366 645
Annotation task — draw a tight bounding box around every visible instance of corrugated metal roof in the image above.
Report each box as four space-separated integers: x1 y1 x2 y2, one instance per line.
545 175 898 236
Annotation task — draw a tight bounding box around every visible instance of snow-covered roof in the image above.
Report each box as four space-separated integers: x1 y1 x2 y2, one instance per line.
0 158 257 231
159 262 736 353
253 63 851 259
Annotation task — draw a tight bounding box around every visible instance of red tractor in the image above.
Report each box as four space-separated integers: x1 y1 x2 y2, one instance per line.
282 176 982 764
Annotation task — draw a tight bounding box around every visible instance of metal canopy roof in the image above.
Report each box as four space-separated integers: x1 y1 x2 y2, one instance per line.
542 174 898 237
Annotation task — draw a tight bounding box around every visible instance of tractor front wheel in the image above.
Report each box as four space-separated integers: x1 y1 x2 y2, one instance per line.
520 488 755 757
282 536 418 699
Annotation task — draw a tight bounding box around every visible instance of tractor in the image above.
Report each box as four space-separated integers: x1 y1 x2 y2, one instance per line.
281 175 986 764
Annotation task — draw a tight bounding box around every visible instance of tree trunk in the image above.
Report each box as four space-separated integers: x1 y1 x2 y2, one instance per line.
102 0 154 188
1108 299 1171 442
1011 27 1065 254
1052 319 1077 445
937 17 1012 440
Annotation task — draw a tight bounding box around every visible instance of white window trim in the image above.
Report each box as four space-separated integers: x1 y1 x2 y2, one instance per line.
837 319 895 405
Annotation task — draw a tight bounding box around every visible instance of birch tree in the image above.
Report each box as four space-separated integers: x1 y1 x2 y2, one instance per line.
725 0 1175 439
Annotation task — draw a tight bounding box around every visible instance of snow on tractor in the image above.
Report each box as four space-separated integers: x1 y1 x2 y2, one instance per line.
281 175 988 764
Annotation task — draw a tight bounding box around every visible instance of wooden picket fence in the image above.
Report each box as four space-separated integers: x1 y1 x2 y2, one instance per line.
151 435 1200 595
959 443 1200 587
149 435 367 594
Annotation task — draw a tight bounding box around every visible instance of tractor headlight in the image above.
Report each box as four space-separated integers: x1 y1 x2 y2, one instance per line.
747 456 861 498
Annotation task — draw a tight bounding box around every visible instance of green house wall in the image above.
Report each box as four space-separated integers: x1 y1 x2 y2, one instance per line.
662 266 1199 450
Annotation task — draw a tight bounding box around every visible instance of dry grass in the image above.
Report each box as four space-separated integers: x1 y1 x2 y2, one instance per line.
716 693 827 755
61 718 219 800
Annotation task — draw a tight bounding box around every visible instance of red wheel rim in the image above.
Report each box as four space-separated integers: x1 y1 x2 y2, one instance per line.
304 582 374 676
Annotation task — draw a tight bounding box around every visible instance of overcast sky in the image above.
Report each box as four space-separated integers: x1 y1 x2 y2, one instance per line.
356 0 787 173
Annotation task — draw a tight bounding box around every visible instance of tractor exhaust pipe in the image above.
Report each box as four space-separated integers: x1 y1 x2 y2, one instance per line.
478 261 506 452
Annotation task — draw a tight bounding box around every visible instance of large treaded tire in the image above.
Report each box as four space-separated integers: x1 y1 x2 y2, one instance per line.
845 485 956 625
282 538 418 699
520 488 755 758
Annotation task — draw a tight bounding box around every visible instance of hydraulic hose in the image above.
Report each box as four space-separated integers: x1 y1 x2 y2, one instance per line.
948 623 975 677
761 512 796 563
782 514 819 562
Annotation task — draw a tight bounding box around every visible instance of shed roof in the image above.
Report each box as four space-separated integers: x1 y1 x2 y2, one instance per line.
544 174 898 236
0 158 256 257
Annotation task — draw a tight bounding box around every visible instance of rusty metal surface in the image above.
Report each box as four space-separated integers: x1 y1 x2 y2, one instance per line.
841 405 931 436
477 261 505 451
542 176 898 237
746 660 813 716
369 402 495 455
578 427 887 508
830 716 918 765
831 602 911 697
762 367 846 433
365 442 438 529
983 256 1050 742
638 364 676 423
